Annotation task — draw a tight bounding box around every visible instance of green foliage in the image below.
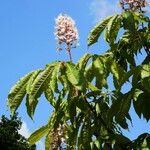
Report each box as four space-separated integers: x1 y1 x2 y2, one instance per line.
7 9 150 150
7 71 34 115
0 113 36 150
28 125 49 145
88 16 113 46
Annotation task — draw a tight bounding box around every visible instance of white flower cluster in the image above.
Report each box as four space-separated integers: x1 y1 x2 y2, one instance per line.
55 14 79 51
120 0 148 10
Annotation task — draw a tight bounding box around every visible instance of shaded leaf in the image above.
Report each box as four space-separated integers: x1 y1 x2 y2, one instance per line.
122 11 135 31
133 93 150 121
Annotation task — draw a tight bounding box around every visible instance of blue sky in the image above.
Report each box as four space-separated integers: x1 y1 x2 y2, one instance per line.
0 0 150 149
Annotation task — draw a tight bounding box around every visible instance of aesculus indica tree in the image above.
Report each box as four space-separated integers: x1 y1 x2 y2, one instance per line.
7 0 150 149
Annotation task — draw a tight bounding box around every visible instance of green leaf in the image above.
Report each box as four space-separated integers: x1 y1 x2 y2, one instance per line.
68 97 77 124
110 60 125 89
116 93 131 120
104 15 121 44
122 11 135 31
44 87 56 107
28 124 49 145
88 16 113 46
95 140 100 149
66 62 85 91
26 94 38 119
141 65 150 79
27 64 55 118
108 92 131 127
114 134 131 145
96 103 101 115
26 70 42 94
84 63 94 82
76 53 91 70
45 134 51 150
133 93 150 121
88 82 100 92
49 62 60 93
93 55 108 88
7 71 34 115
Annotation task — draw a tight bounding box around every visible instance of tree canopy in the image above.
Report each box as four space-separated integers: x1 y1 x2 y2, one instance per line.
0 113 36 150
7 0 150 149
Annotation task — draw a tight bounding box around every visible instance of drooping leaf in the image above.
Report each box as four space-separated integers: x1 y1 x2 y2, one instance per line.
49 62 61 93
28 124 49 145
110 60 125 89
27 64 55 118
76 53 91 70
26 70 42 94
93 55 109 89
108 92 131 125
122 11 136 31
26 94 39 119
104 15 121 44
84 63 94 82
88 16 113 46
133 93 150 121
45 133 52 150
44 87 56 107
7 71 34 115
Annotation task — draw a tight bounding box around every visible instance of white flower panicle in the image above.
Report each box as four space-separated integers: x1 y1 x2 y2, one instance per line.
119 0 148 11
55 14 79 51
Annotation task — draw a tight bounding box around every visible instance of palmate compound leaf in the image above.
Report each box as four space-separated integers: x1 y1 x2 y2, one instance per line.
66 62 86 91
26 63 56 118
7 71 34 115
28 124 49 145
104 14 122 45
88 15 113 46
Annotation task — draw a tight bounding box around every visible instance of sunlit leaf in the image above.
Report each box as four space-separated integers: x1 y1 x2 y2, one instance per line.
28 124 49 145
7 71 34 115
44 87 56 107
104 15 121 44
66 62 86 91
27 64 55 117
50 62 61 93
88 16 113 46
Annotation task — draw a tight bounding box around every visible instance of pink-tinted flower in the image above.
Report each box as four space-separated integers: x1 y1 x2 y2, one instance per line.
120 0 148 10
54 14 79 50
